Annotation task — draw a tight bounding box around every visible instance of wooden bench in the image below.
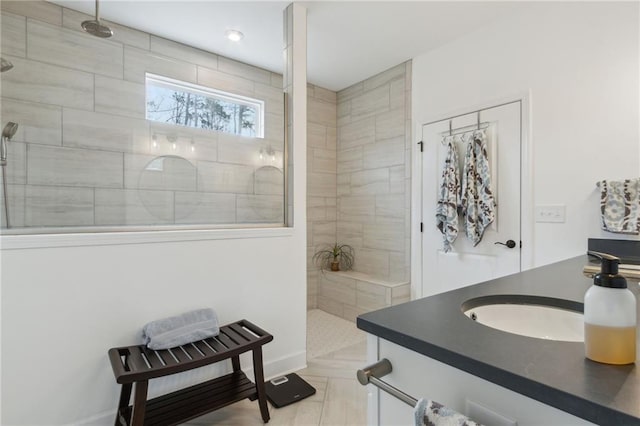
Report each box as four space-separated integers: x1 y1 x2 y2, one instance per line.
108 319 273 426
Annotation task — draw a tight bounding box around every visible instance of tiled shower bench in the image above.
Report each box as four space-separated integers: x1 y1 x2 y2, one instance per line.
318 271 410 322
108 319 273 426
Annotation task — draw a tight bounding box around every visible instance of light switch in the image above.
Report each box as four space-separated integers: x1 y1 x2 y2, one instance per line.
535 205 566 223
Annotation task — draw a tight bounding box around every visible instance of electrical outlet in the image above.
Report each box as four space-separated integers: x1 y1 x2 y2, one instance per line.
535 205 566 223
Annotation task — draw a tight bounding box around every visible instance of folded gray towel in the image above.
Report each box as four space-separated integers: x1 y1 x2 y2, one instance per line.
142 308 219 350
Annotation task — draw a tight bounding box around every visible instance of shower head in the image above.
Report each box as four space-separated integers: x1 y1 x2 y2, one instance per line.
82 0 113 38
0 57 14 72
2 122 18 140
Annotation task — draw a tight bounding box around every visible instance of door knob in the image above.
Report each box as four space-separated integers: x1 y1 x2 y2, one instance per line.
495 239 517 249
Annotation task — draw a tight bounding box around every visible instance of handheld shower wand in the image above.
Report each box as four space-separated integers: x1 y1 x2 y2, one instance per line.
1 122 18 166
1 122 18 229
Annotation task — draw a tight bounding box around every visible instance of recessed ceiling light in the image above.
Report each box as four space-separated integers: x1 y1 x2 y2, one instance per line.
225 30 244 42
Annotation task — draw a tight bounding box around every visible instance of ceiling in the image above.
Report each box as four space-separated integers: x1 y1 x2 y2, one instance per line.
49 1 523 92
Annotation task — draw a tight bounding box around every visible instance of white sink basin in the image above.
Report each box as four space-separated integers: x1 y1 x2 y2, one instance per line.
463 298 584 342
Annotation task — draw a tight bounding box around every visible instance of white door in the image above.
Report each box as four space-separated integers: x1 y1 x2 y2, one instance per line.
421 101 521 297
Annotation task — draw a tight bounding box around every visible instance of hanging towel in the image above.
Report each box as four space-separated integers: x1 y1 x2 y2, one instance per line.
460 130 496 246
436 137 461 252
142 308 219 350
598 178 640 235
414 398 483 426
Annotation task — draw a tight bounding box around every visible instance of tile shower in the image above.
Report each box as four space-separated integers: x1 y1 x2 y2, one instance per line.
0 1 284 230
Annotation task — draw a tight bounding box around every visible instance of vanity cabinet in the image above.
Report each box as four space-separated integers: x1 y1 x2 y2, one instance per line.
366 335 594 426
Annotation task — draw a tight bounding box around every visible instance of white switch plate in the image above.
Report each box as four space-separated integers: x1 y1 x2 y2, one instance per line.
535 205 566 223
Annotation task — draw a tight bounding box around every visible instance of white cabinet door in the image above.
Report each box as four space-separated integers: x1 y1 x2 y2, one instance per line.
367 337 595 426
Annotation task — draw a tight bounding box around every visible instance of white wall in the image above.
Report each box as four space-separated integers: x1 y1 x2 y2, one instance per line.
412 2 639 267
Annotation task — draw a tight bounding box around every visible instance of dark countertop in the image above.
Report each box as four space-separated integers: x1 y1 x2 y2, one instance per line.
357 256 640 425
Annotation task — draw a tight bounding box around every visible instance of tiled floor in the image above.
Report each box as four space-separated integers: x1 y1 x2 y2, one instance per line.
186 310 368 425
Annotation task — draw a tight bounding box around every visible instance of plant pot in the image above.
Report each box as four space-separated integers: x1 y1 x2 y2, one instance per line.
330 261 340 271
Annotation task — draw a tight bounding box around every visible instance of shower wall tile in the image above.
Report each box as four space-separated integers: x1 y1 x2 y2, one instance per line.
312 85 337 104
310 148 336 174
338 195 375 224
375 108 405 141
0 56 94 110
363 222 405 252
150 36 218 70
363 136 405 169
350 85 389 119
375 194 405 223
28 145 123 188
363 62 405 92
390 78 405 110
63 108 150 154
25 185 94 227
254 165 284 195
197 161 254 194
307 172 336 197
174 192 236 224
27 19 124 79
1 12 26 57
354 248 390 278
148 122 219 162
338 117 375 150
197 66 255 98
218 56 271 85
1 98 62 146
389 165 406 194
124 46 197 84
124 153 198 192
255 82 284 116
356 281 389 311
264 112 285 142
337 81 363 103
270 73 283 89
4 141 26 184
95 76 146 119
62 8 150 50
95 188 174 225
308 122 327 149
1 184 25 228
308 98 336 128
217 134 260 165
0 1 62 26
350 168 389 195
237 194 283 223
319 274 356 305
337 146 363 174
309 220 336 247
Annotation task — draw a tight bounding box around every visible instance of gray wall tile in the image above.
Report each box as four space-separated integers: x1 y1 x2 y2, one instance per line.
197 161 254 193
217 134 261 165
95 76 146 119
0 1 62 26
3 141 26 184
124 46 197 84
197 66 255 98
375 108 405 141
308 172 336 197
95 188 174 225
1 12 26 57
363 62 406 91
174 191 236 224
350 168 389 195
310 148 336 174
63 108 150 153
237 194 283 223
1 183 25 228
1 98 62 145
363 136 405 169
27 19 123 79
125 153 198 191
28 144 123 188
25 185 94 227
350 85 389 119
338 117 375 150
338 195 375 223
1 56 94 110
254 165 284 195
363 222 405 252
308 98 336 127
218 56 271 85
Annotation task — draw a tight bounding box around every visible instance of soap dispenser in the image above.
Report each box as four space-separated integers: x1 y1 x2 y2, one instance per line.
584 251 637 365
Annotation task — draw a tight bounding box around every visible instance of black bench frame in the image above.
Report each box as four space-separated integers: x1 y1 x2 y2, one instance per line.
108 319 273 426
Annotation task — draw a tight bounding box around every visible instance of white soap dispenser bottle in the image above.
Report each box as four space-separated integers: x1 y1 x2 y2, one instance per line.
584 251 636 365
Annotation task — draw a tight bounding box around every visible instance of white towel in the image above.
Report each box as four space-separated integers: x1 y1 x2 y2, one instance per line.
414 398 483 426
598 178 640 235
460 130 496 246
436 137 460 252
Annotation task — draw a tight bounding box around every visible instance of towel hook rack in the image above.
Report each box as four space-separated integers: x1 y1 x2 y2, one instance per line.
357 358 418 407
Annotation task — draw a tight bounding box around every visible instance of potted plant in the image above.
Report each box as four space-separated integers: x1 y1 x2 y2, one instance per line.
313 243 355 272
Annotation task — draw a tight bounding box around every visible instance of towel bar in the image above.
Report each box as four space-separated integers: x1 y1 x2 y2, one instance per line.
357 358 418 407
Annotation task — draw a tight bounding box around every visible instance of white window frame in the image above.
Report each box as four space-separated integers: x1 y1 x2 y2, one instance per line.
145 73 265 138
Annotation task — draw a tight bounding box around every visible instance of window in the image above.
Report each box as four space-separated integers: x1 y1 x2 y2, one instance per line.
146 74 264 138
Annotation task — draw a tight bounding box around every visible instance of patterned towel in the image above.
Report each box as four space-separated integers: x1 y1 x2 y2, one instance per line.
598 178 640 235
460 130 496 246
414 398 483 426
436 137 460 252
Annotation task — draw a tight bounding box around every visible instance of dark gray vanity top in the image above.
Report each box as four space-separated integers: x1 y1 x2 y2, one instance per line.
357 255 640 425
